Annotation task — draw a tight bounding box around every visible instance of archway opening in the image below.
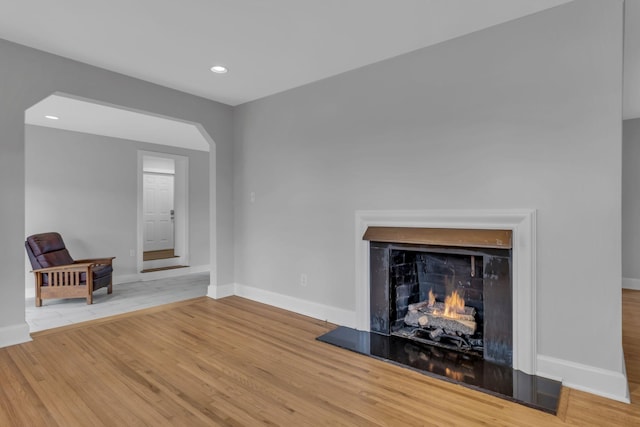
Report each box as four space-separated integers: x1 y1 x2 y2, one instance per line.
23 92 215 331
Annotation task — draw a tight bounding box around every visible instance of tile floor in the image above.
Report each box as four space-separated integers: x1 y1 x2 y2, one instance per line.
25 272 209 332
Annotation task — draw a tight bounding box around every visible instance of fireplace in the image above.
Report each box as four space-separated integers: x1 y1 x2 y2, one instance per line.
353 210 537 374
367 228 513 367
317 210 562 414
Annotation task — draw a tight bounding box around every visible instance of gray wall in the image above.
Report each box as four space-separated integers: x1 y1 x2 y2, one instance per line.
25 125 210 283
0 38 233 339
623 118 640 283
233 0 624 375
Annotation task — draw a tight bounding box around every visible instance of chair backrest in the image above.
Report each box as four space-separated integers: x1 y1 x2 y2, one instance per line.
25 232 74 269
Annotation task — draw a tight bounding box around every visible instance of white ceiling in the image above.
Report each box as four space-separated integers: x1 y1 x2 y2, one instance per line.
0 0 574 107
7 0 640 149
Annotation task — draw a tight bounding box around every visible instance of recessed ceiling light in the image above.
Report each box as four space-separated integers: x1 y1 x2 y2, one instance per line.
210 65 228 74
44 115 59 120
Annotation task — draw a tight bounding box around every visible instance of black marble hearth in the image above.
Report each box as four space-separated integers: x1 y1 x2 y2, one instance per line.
317 326 561 415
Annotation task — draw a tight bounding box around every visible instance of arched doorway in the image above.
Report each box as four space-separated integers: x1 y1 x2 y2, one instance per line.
23 93 214 331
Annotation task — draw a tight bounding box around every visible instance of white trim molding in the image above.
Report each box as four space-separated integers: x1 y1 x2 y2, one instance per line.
537 354 630 403
0 323 32 348
207 282 236 299
622 277 640 290
354 209 537 375
234 284 357 327
207 282 357 327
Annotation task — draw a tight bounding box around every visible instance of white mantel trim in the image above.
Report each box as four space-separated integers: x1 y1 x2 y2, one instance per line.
354 209 537 375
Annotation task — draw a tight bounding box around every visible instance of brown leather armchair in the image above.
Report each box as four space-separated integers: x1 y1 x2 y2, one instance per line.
25 232 115 306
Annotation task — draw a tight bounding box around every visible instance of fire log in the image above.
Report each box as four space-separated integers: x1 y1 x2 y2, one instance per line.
408 301 475 321
408 301 430 311
404 311 422 327
416 313 476 336
404 300 477 336
429 328 444 340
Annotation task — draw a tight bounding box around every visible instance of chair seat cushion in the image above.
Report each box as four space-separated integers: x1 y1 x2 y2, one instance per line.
37 250 74 268
80 264 113 282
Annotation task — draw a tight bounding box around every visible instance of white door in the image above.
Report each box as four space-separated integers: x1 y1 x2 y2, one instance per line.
143 173 175 252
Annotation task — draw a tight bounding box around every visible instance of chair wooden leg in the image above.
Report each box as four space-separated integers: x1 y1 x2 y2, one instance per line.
107 278 113 295
87 279 93 305
35 273 43 307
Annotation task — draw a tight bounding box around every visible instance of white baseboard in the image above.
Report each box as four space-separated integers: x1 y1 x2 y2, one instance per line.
207 282 236 299
114 264 210 285
0 323 32 348
537 354 630 403
622 277 640 290
114 273 141 285
233 283 357 328
206 282 357 327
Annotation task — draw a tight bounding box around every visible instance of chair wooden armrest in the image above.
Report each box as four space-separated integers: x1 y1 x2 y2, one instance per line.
32 263 93 274
31 263 94 307
74 257 115 265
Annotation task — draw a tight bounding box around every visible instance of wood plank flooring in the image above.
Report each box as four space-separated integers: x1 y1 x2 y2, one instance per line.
1 292 640 425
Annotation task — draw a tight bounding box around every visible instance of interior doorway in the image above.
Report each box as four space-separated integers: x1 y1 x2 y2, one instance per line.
22 92 213 337
143 157 175 256
138 152 189 273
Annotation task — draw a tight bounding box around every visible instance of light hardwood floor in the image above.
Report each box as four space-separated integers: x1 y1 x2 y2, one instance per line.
1 292 640 426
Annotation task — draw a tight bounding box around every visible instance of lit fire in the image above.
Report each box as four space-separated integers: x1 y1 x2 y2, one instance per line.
427 288 467 319
443 290 466 319
445 367 465 382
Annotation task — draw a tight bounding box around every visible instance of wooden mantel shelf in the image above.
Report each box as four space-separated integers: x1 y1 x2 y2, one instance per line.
362 227 512 249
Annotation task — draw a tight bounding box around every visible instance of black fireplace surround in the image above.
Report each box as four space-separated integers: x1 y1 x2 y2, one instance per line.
318 236 561 414
370 242 512 367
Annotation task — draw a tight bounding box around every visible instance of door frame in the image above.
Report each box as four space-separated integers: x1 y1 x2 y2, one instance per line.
137 150 189 273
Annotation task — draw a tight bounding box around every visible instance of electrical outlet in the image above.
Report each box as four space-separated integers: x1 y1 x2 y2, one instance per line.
250 191 255 203
300 273 308 287
129 249 135 257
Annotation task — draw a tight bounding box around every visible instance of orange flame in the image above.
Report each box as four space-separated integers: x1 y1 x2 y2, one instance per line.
443 290 466 318
428 289 436 307
445 367 465 382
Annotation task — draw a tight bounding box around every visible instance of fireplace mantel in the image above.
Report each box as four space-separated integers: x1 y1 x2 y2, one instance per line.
355 209 536 374
362 226 512 249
